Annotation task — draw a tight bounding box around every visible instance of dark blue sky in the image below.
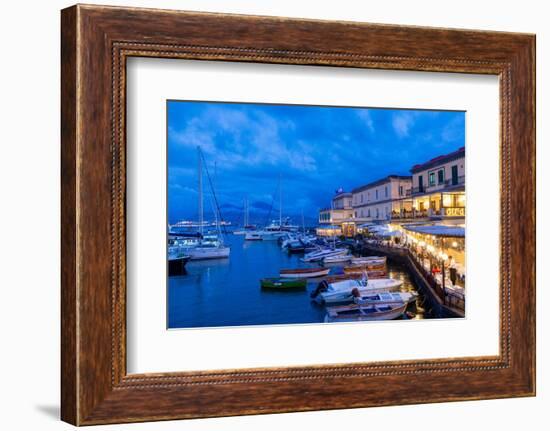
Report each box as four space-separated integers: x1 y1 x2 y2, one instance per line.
167 101 465 224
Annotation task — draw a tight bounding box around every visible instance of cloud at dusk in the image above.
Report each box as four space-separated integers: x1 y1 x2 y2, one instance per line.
167 101 465 225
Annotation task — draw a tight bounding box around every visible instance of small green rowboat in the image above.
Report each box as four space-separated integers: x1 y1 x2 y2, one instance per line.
260 277 307 290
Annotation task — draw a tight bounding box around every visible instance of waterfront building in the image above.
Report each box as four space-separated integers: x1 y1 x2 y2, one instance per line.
352 175 413 224
410 147 465 219
317 188 355 236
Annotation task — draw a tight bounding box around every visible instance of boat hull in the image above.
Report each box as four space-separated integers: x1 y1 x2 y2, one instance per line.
316 278 404 303
186 246 230 260
351 256 387 265
344 263 386 273
323 255 352 264
168 256 190 276
341 291 416 306
280 268 330 279
302 249 348 262
325 303 408 322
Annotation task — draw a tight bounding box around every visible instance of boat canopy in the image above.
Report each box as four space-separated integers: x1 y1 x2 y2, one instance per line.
404 224 465 238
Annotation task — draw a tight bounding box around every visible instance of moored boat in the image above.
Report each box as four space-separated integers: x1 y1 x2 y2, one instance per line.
322 270 386 284
311 277 404 303
260 277 307 289
301 247 348 262
343 262 386 274
351 256 387 266
280 267 331 279
287 241 306 253
179 234 230 260
168 251 190 276
323 254 352 264
182 147 231 260
350 288 417 306
245 232 263 241
185 243 230 260
324 302 408 323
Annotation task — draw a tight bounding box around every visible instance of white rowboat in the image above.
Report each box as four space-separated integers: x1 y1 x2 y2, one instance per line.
325 302 407 323
312 278 404 304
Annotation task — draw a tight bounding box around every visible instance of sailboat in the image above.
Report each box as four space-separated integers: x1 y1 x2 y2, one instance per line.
233 197 256 235
177 147 230 260
245 175 292 241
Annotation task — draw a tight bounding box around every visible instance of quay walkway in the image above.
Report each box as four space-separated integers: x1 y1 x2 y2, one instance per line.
353 240 465 318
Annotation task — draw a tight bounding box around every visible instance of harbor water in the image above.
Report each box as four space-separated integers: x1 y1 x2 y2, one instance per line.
168 234 433 329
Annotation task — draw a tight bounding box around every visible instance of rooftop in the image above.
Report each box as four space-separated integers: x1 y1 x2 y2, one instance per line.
333 191 352 198
410 147 465 174
352 175 412 194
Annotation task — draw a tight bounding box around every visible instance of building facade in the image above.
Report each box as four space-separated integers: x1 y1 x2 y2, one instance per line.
318 190 355 236
410 147 465 219
317 147 465 237
352 175 413 224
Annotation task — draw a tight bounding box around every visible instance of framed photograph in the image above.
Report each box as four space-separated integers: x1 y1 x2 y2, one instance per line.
61 4 535 425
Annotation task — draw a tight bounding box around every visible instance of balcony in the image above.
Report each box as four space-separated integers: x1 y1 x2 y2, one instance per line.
412 176 465 195
445 175 465 187
390 210 429 220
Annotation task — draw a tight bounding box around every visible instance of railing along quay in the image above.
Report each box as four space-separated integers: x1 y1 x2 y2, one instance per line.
352 240 465 318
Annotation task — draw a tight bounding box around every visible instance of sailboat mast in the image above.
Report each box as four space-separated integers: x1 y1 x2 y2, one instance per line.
244 196 249 227
279 174 282 228
197 147 203 237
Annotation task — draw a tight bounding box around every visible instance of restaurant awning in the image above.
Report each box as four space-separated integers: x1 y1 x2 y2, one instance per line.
404 224 465 238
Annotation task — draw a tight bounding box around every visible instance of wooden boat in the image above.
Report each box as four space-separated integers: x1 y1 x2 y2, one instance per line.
343 263 386 274
260 277 307 289
322 271 386 284
323 254 352 264
324 302 408 323
280 267 331 279
322 273 364 284
365 270 387 279
351 256 387 265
